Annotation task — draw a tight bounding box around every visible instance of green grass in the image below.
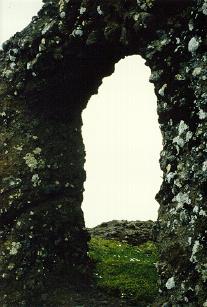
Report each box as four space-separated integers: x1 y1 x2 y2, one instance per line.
88 237 159 304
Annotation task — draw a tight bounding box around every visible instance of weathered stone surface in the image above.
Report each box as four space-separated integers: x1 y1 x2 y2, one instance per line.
88 220 155 245
0 0 207 305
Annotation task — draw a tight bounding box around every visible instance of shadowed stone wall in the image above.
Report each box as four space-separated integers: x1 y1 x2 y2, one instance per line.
0 0 207 305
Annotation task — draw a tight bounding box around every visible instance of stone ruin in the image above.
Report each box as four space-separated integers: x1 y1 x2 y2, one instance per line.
0 0 207 305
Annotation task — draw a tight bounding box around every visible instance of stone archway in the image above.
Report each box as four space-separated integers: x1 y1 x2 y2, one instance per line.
0 0 206 305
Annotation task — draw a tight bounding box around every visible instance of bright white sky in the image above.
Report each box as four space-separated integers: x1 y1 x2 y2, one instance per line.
0 0 163 227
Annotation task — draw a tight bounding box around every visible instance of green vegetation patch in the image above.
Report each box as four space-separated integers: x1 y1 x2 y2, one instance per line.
88 237 158 304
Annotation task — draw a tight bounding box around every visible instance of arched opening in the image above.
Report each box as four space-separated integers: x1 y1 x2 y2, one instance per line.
82 55 162 227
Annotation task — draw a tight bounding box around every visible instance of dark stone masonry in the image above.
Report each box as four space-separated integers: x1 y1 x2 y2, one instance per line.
0 0 207 305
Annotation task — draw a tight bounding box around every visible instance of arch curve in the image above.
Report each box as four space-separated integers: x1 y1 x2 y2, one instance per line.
0 0 206 305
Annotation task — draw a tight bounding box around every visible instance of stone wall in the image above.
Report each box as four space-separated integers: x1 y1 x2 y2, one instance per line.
0 0 207 305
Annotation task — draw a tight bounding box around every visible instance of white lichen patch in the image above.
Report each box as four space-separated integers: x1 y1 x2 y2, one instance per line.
33 147 42 155
173 192 191 206
185 131 193 142
158 84 167 96
192 67 202 76
149 70 163 82
23 148 44 172
202 0 207 15
59 0 65 12
0 111 6 117
79 7 86 15
27 62 33 70
133 14 139 21
188 20 194 31
166 277 175 289
72 27 83 37
193 205 199 214
9 242 21 255
41 21 56 35
9 55 16 62
10 62 16 70
8 263 15 270
202 161 207 171
166 164 171 172
37 247 46 257
31 174 41 187
14 145 23 151
16 221 21 227
173 120 192 149
188 237 192 245
175 73 185 81
41 38 46 45
178 120 188 135
97 5 103 15
188 37 200 53
179 210 188 222
198 109 207 119
8 177 22 187
9 189 22 201
60 11 66 18
199 209 207 216
12 48 18 55
2 69 13 79
166 172 175 183
24 153 38 171
173 136 184 148
190 240 200 263
199 264 207 282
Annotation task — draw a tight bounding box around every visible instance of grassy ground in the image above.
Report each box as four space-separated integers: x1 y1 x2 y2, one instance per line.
88 237 159 305
32 237 159 306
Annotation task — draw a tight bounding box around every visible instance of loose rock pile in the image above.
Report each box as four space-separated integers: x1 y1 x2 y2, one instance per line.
88 220 155 245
